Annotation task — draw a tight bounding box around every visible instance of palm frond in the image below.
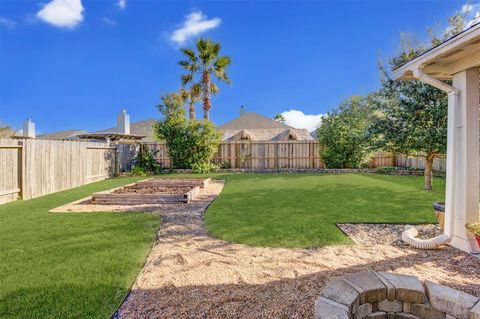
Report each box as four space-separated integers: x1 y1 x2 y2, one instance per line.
180 48 197 62
178 61 199 72
210 82 220 95
181 74 193 86
214 56 231 69
191 83 202 97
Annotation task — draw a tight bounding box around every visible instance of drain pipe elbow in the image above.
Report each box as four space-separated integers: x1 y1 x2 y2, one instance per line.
402 226 451 249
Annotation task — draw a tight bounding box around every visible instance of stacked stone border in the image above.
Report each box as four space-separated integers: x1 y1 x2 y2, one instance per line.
154 168 444 176
315 272 480 319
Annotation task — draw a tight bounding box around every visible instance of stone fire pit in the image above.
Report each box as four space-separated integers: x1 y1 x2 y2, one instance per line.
315 272 480 319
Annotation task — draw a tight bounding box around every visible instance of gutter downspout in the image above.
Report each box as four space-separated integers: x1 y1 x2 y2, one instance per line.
401 67 459 249
412 68 458 94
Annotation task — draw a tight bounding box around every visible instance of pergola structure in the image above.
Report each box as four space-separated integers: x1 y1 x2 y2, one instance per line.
394 23 480 253
76 132 146 146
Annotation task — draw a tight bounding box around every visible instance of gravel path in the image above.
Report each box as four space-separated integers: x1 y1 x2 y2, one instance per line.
118 180 480 319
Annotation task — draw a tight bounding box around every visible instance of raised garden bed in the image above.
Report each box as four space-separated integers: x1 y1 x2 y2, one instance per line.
91 178 208 204
133 177 211 189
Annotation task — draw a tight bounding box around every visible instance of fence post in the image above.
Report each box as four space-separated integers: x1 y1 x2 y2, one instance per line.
274 142 279 169
114 145 119 176
235 142 240 169
308 142 315 168
19 140 25 200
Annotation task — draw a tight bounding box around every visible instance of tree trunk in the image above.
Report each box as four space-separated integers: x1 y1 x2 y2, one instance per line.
189 101 195 120
202 71 211 121
424 153 435 191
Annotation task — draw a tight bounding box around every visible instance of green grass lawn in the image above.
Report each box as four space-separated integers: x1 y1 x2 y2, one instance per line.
205 173 445 248
0 173 445 318
0 177 160 319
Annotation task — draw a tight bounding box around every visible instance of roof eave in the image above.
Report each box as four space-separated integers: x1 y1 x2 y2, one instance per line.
393 23 480 81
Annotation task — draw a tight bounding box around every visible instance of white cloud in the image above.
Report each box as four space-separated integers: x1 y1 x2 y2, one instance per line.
461 3 473 13
102 17 116 26
459 2 480 29
37 0 84 29
281 110 323 132
118 0 126 10
170 11 221 45
0 17 16 29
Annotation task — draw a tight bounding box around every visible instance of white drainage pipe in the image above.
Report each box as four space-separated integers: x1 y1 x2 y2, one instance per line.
401 225 451 249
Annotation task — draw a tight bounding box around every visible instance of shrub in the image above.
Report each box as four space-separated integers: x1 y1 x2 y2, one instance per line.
154 93 221 170
191 161 220 174
317 96 372 168
132 145 161 175
219 161 231 169
466 223 480 237
131 166 148 176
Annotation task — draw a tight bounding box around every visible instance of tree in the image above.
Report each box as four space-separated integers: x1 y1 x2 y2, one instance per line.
370 60 448 191
154 93 191 168
179 38 231 120
180 84 201 120
273 114 286 124
0 121 14 138
317 96 372 168
368 14 466 191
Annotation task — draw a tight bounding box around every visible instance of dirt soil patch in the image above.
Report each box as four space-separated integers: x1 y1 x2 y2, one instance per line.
117 180 480 319
114 186 193 194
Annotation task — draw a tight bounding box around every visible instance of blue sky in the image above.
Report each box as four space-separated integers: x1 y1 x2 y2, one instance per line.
0 0 477 134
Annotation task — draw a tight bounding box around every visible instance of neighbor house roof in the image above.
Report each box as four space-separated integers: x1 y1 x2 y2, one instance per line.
222 128 313 141
393 22 480 80
219 112 314 141
219 112 291 130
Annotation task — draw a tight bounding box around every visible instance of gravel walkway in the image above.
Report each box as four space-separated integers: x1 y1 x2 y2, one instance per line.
118 180 480 319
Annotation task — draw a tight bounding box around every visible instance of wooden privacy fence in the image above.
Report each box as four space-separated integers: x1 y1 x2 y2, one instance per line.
215 141 323 169
395 154 447 171
124 141 397 170
0 139 117 204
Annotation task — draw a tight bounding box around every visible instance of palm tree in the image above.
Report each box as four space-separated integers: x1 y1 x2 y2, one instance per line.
180 84 201 120
273 114 286 124
179 38 231 120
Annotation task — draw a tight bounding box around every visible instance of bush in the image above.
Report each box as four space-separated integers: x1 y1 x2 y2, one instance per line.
132 145 161 175
317 96 372 168
466 223 480 237
219 161 231 169
191 161 220 174
154 93 221 170
131 166 148 176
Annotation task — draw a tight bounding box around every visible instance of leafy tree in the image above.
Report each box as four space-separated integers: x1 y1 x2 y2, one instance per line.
154 93 191 168
368 14 466 191
370 58 448 191
317 96 372 168
179 38 232 120
0 121 14 138
273 114 286 124
154 92 221 170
